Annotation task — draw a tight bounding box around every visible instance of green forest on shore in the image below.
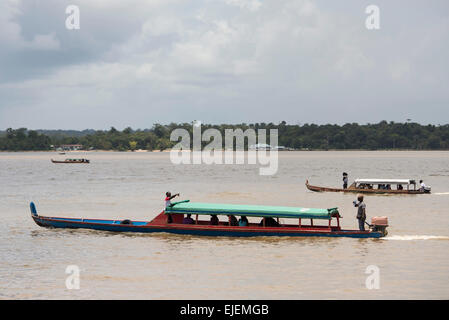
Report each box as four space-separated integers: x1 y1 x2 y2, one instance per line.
1 121 448 151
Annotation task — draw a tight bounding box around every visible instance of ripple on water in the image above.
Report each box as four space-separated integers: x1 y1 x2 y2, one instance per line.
382 235 449 241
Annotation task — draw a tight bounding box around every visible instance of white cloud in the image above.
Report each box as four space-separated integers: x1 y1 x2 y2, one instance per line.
0 1 61 51
0 0 448 129
0 0 25 49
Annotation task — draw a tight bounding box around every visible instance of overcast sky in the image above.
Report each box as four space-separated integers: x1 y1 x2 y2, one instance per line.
0 0 448 130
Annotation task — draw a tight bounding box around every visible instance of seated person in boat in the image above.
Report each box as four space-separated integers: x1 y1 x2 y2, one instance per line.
167 214 173 224
397 184 403 190
183 214 195 224
239 216 248 227
259 217 280 227
210 214 219 225
228 215 239 226
419 180 426 191
386 184 391 190
361 183 370 189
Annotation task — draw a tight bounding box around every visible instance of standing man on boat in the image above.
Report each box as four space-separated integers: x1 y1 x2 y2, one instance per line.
353 194 366 231
343 172 348 189
165 191 180 223
165 192 180 208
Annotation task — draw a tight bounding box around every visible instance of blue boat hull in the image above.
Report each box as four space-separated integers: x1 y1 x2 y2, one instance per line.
31 216 383 239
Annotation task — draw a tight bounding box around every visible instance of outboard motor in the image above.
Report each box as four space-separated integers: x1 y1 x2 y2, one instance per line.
371 216 388 237
424 186 431 193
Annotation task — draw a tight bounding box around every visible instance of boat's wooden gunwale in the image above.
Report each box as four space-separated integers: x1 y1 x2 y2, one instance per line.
51 160 90 164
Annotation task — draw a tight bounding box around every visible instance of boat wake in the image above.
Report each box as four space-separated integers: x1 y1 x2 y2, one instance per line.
434 192 449 195
382 235 449 241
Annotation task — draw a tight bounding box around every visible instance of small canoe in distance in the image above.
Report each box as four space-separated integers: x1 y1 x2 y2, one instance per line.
51 158 90 164
29 201 388 238
305 179 431 194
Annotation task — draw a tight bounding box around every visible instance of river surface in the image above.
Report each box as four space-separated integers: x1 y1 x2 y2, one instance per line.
1 151 448 299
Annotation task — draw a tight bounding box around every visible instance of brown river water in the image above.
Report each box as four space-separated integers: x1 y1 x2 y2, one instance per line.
0 151 448 299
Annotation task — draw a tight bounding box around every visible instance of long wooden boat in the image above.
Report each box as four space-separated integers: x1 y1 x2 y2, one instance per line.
51 158 90 164
306 179 431 194
29 201 388 238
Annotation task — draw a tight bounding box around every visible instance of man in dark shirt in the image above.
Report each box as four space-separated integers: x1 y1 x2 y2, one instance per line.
228 215 238 226
259 217 280 227
183 214 194 224
210 215 219 225
343 172 348 189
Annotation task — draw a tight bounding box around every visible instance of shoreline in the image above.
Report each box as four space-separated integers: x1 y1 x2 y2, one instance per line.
1 149 448 153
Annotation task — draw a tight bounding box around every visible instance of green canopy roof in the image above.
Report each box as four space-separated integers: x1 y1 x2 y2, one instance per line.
165 201 337 220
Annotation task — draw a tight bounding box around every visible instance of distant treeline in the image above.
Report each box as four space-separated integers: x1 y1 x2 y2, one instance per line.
1 121 448 151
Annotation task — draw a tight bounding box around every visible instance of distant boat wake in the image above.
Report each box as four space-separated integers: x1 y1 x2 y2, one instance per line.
382 235 449 241
434 192 449 195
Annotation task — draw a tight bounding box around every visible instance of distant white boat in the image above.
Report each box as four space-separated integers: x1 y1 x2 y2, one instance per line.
249 144 289 150
249 143 272 150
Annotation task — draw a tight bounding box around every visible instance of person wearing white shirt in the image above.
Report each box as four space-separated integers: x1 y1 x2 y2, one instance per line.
419 180 426 191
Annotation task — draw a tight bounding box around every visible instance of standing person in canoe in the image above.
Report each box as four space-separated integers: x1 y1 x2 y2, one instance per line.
353 194 367 231
343 172 349 189
165 191 180 223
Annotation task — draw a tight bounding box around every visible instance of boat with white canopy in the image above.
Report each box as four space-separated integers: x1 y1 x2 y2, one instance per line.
306 178 431 194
